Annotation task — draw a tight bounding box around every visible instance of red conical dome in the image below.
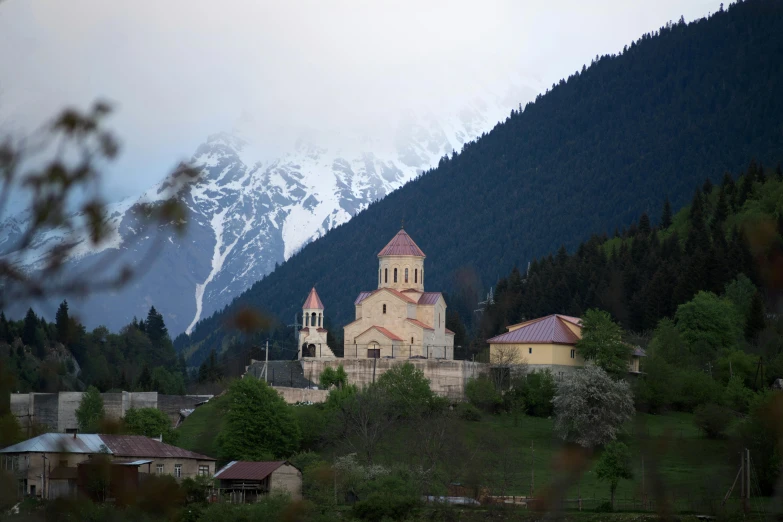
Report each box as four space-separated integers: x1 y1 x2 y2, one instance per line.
377 229 425 257
302 287 324 310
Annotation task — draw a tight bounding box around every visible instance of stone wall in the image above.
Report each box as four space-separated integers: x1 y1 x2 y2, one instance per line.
301 358 482 400
272 386 328 404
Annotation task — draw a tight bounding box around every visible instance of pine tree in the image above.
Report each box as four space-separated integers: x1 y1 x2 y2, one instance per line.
702 178 713 194
137 364 152 391
0 312 10 344
757 163 766 184
638 213 651 235
55 300 70 344
21 308 38 347
660 197 673 229
775 163 782 181
745 292 766 342
145 307 168 345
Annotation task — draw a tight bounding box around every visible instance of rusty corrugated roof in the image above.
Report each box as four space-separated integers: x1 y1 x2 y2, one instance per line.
378 229 425 257
214 461 287 480
302 287 324 310
487 315 581 345
100 435 215 461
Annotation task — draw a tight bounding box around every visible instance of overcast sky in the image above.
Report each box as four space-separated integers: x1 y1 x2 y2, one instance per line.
0 0 717 203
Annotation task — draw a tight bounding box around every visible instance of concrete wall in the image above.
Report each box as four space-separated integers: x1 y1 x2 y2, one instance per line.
272 386 328 404
270 464 303 500
10 392 213 432
301 358 482 400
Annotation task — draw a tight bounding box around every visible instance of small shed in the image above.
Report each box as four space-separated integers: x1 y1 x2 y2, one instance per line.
213 461 302 502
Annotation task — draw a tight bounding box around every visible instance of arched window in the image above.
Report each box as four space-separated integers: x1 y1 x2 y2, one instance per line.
384 268 388 283
411 337 414 344
404 268 409 283
311 312 316 327
421 269 424 285
393 268 398 283
305 314 309 327
414 268 418 283
318 313 321 327
383 304 387 314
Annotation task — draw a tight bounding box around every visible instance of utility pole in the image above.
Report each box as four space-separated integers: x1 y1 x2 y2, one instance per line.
530 441 534 498
41 454 47 500
745 448 751 513
263 340 269 383
372 356 377 384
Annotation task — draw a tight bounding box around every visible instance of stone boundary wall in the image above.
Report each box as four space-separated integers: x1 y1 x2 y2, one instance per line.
301 358 483 400
272 386 328 404
10 392 212 432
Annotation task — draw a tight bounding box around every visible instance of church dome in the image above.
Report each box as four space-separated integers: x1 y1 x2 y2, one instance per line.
377 229 425 258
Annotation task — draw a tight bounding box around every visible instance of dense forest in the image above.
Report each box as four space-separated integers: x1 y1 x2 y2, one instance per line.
177 0 783 364
480 161 783 339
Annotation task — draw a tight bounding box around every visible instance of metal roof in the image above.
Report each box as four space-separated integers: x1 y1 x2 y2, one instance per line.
406 318 434 330
214 461 287 481
417 292 442 305
302 287 324 310
378 229 426 258
100 435 215 461
355 291 374 305
0 433 109 454
1 433 215 461
487 315 581 345
354 288 417 305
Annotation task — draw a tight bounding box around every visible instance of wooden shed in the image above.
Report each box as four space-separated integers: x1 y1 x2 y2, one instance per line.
213 461 302 502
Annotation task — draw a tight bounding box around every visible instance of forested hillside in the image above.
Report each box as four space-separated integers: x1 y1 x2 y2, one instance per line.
178 0 783 362
480 162 783 341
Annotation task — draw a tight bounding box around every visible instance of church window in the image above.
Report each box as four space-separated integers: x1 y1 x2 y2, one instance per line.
305 314 309 327
385 268 388 283
311 312 316 327
529 347 532 354
411 337 414 344
394 268 397 283
405 268 408 283
414 269 418 283
383 304 386 314
318 314 322 327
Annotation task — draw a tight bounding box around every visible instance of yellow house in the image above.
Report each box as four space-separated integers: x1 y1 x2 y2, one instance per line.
486 314 645 376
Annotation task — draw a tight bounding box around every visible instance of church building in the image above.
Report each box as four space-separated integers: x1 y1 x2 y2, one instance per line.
298 287 334 358
342 228 454 359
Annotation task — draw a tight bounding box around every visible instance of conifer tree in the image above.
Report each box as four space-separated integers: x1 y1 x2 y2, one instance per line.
757 163 766 184
660 197 673 229
775 163 782 181
21 308 38 347
0 312 10 344
145 306 168 345
745 292 766 342
638 213 651 235
702 178 713 194
55 300 70 344
137 364 152 391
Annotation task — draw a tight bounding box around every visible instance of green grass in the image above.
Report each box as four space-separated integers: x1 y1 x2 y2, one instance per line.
176 393 228 459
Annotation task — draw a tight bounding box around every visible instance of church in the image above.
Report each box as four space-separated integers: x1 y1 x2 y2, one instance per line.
298 228 454 360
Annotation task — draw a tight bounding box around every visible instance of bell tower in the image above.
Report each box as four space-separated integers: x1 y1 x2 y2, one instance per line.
298 287 333 358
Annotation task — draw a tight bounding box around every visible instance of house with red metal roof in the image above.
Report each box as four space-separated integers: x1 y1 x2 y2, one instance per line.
214 460 302 502
340 228 455 360
0 433 215 499
486 314 646 376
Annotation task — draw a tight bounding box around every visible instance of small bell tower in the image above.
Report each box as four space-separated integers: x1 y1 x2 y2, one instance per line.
298 287 333 358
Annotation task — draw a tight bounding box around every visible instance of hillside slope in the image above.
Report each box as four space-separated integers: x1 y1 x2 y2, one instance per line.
180 0 783 359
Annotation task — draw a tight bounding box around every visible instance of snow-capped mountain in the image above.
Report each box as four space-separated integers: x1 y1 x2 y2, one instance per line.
0 88 535 335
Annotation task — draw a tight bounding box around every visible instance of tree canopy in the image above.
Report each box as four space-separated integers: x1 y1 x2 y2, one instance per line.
76 386 105 433
576 309 631 377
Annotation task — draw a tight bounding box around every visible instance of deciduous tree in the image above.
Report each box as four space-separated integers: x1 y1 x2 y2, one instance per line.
596 441 633 509
76 386 105 433
576 309 631 378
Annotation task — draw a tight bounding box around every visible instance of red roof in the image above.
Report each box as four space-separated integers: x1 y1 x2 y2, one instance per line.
99 435 214 461
302 287 324 310
354 288 416 305
406 318 434 330
486 315 582 345
214 461 288 480
357 325 403 341
378 229 425 257
445 328 455 335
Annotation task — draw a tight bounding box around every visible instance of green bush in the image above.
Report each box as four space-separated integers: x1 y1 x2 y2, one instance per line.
519 370 556 417
352 474 420 521
455 402 481 421
465 376 502 413
693 403 731 439
673 369 724 412
739 391 783 495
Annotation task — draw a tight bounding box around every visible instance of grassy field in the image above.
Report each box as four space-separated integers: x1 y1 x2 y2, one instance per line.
177 402 756 514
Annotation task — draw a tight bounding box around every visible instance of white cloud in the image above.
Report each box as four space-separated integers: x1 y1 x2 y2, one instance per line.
0 0 718 201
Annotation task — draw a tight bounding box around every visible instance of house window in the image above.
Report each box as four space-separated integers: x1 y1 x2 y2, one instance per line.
394 268 398 283
174 464 182 478
405 268 409 283
13 456 18 471
570 349 575 359
529 347 532 354
385 268 388 283
156 464 164 474
383 304 386 314
198 465 210 477
415 269 418 283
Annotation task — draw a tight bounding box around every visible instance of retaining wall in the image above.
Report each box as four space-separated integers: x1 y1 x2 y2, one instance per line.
272 386 328 404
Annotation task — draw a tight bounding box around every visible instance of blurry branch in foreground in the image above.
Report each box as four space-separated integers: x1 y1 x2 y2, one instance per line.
0 101 201 307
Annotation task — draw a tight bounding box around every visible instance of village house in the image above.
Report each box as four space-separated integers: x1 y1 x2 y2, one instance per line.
0 433 215 498
486 314 645 377
214 461 302 502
